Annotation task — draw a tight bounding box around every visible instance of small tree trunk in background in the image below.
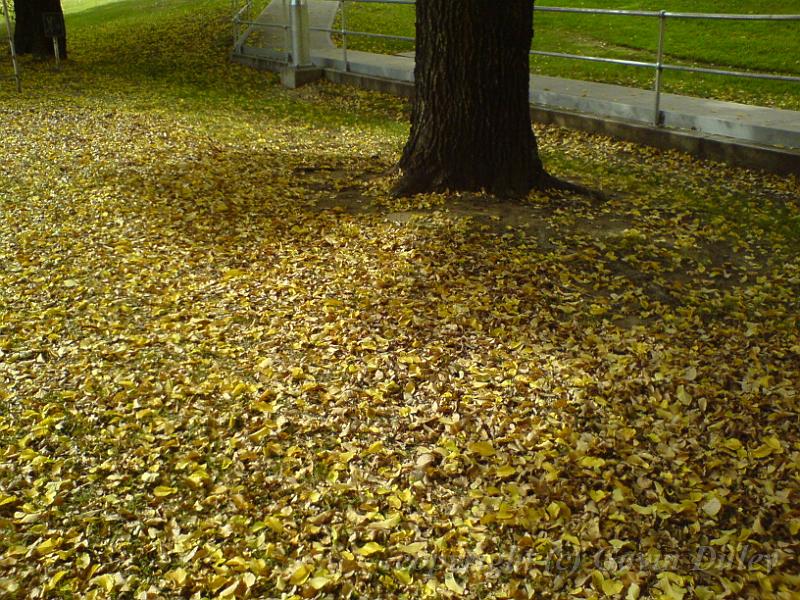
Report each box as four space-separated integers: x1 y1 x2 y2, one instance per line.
13 0 67 58
395 0 544 197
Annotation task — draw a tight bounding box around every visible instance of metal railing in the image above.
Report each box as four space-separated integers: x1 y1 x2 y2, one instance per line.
232 0 800 126
231 0 252 49
320 0 415 71
2 0 20 92
530 6 800 125
233 0 302 64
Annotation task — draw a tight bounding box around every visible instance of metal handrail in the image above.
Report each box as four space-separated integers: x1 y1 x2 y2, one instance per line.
238 20 289 28
231 0 253 50
535 6 800 21
233 1 800 125
529 5 800 123
2 0 20 91
312 26 414 43
531 50 656 70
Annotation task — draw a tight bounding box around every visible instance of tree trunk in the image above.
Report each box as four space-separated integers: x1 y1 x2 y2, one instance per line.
395 0 544 198
13 0 67 58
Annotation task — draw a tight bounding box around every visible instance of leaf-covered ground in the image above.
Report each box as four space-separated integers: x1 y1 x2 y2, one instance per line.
1 1 800 599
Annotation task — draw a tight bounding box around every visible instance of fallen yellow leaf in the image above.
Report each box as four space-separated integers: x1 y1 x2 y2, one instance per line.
468 441 495 457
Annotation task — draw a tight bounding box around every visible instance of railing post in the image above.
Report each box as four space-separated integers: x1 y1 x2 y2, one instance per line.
283 0 291 63
2 0 20 92
289 0 312 68
281 0 322 88
231 0 251 56
340 0 350 72
232 0 239 49
653 10 667 126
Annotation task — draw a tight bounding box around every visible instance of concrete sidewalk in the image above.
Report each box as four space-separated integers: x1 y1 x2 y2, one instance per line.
313 48 799 153
238 0 338 54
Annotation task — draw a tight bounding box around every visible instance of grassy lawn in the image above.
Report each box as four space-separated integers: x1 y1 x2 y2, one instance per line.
1 1 800 599
336 0 800 110
62 0 128 13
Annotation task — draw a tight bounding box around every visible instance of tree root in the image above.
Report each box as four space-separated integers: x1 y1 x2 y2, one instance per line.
391 167 606 203
533 171 606 203
390 169 432 198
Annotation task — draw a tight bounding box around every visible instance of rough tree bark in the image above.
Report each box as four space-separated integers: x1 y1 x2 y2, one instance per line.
13 0 67 58
395 0 550 198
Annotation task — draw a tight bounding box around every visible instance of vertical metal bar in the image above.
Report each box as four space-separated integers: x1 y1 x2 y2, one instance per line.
289 0 311 67
284 0 291 62
232 1 250 55
53 37 60 70
340 0 349 71
1 0 20 91
232 2 237 49
290 0 301 66
653 10 667 126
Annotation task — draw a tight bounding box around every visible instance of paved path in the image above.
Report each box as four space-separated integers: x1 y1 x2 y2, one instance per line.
310 47 800 152
244 0 338 53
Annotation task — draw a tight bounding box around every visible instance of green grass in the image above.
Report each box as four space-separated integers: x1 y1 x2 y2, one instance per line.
336 0 800 109
62 0 128 13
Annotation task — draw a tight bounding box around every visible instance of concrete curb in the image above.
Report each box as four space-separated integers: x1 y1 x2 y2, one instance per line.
530 106 800 176
323 66 414 98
